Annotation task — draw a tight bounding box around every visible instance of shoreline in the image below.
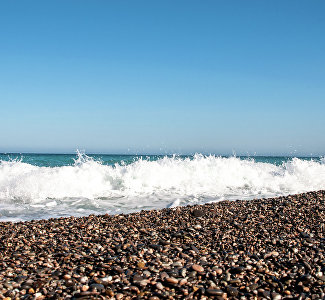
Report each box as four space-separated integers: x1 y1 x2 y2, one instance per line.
0 191 324 299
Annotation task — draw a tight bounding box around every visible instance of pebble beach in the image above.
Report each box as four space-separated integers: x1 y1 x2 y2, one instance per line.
0 191 324 299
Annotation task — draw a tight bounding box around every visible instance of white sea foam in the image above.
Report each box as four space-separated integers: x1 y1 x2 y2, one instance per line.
0 153 325 221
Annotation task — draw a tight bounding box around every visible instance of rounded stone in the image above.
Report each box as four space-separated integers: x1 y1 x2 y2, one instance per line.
192 264 204 272
89 283 105 292
206 289 224 296
166 277 178 285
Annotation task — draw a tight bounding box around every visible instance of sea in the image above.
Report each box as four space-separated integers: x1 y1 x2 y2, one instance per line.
0 151 324 222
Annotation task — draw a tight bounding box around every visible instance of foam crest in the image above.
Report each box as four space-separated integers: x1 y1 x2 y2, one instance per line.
0 153 325 221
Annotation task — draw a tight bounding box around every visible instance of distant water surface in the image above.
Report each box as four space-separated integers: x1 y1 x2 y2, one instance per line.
0 152 324 222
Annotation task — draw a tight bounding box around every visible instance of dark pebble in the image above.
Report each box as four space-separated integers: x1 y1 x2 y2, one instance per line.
0 190 324 299
206 289 224 296
192 209 205 217
89 283 105 292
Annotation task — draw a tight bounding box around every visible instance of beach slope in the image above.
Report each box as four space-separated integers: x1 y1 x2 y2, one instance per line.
0 191 324 299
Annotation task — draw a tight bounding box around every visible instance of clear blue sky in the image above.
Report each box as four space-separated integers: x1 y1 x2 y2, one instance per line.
0 1 324 155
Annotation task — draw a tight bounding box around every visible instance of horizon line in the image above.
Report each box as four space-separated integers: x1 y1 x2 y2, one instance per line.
0 151 323 158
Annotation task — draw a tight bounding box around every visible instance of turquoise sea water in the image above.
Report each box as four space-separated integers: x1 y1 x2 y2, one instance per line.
0 152 324 222
1 152 323 167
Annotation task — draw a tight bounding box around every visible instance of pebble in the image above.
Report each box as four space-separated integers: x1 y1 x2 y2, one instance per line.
192 264 204 272
192 209 205 217
156 282 164 290
0 190 324 299
79 276 88 284
206 288 224 296
63 274 71 280
227 286 239 297
272 292 282 300
137 261 146 269
166 277 178 285
81 285 89 292
89 283 105 292
180 268 187 277
116 293 124 300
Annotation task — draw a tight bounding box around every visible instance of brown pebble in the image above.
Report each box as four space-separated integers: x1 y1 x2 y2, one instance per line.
105 289 114 297
81 285 89 292
116 293 124 299
0 190 324 300
192 264 204 272
206 289 224 296
63 274 71 280
137 261 146 269
130 286 140 294
166 277 178 285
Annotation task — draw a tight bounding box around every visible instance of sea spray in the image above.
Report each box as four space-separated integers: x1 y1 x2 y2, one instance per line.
0 152 324 221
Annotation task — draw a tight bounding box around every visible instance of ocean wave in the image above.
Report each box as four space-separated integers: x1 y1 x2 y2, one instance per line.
0 152 324 221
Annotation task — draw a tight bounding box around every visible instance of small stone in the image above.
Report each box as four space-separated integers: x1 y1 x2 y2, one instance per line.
160 272 169 280
81 285 89 292
89 283 105 292
139 280 148 287
130 286 140 293
105 289 114 297
206 289 224 296
166 277 178 285
180 268 187 277
133 275 144 284
80 276 88 284
227 286 238 297
272 293 282 300
215 268 223 275
264 251 279 258
156 282 164 290
100 276 112 284
116 293 124 300
35 293 45 300
63 274 71 280
192 264 204 272
79 291 100 296
137 262 146 269
141 271 149 279
172 261 183 268
192 209 205 217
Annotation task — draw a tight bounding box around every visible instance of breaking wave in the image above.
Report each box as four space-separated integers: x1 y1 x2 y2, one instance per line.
1 152 324 221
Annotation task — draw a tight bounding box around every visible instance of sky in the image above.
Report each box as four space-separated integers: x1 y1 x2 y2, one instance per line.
0 1 324 156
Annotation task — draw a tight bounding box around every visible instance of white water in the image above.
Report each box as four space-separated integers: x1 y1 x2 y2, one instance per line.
1 154 325 221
